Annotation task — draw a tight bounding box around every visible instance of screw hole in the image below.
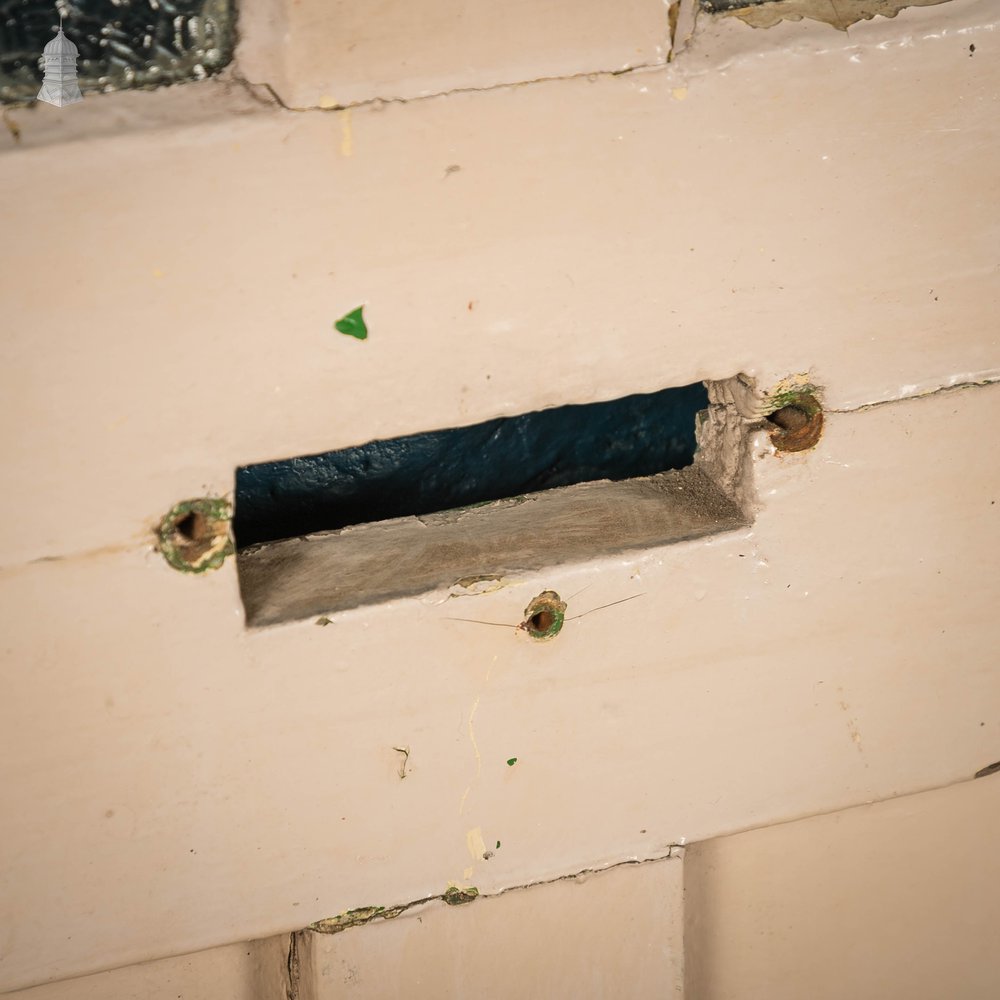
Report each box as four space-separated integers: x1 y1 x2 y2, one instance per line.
766 405 810 433
521 591 567 640
158 499 233 573
530 610 555 632
765 393 823 452
174 510 209 545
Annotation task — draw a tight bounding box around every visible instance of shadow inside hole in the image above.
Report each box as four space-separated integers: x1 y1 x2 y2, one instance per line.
234 382 709 548
766 405 811 433
174 511 207 544
530 611 554 632
765 394 823 453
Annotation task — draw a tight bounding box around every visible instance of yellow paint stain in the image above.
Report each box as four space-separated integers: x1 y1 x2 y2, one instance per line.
151 268 164 279
671 87 688 101
466 827 487 861
319 95 338 109
463 866 474 880
339 109 353 157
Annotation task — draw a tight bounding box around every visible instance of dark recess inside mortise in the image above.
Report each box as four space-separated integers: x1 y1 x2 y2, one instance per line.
698 0 772 10
234 382 709 549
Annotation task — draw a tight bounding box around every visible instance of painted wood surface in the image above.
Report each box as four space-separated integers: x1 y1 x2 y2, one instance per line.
0 1 996 567
0 0 998 991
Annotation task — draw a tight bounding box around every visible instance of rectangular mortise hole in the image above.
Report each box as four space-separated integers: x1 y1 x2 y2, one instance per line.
235 381 749 627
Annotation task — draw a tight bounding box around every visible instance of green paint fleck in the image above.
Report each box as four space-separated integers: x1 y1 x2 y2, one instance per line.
496 841 501 850
315 616 333 626
506 757 517 767
443 886 479 906
335 305 368 340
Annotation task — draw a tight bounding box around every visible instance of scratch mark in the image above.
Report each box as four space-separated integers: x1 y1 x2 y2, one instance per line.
458 656 496 815
459 696 482 816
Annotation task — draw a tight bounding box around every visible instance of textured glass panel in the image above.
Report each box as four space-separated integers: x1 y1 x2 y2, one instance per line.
1 0 234 104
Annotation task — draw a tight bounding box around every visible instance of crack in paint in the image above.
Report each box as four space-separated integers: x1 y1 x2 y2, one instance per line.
826 377 1000 415
285 932 301 1000
307 848 684 936
229 0 968 114
231 59 666 115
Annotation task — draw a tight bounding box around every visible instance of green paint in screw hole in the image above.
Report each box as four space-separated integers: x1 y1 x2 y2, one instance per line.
520 590 567 640
335 305 368 340
157 497 233 573
507 757 518 767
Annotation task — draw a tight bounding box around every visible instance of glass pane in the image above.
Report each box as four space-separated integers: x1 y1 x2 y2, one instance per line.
1 0 235 104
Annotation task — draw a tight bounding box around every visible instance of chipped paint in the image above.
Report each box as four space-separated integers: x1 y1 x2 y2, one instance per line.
449 574 509 598
443 885 479 906
310 906 394 934
721 0 950 31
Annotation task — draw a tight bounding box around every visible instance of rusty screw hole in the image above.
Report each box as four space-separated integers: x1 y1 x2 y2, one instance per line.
765 393 823 453
767 405 809 433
